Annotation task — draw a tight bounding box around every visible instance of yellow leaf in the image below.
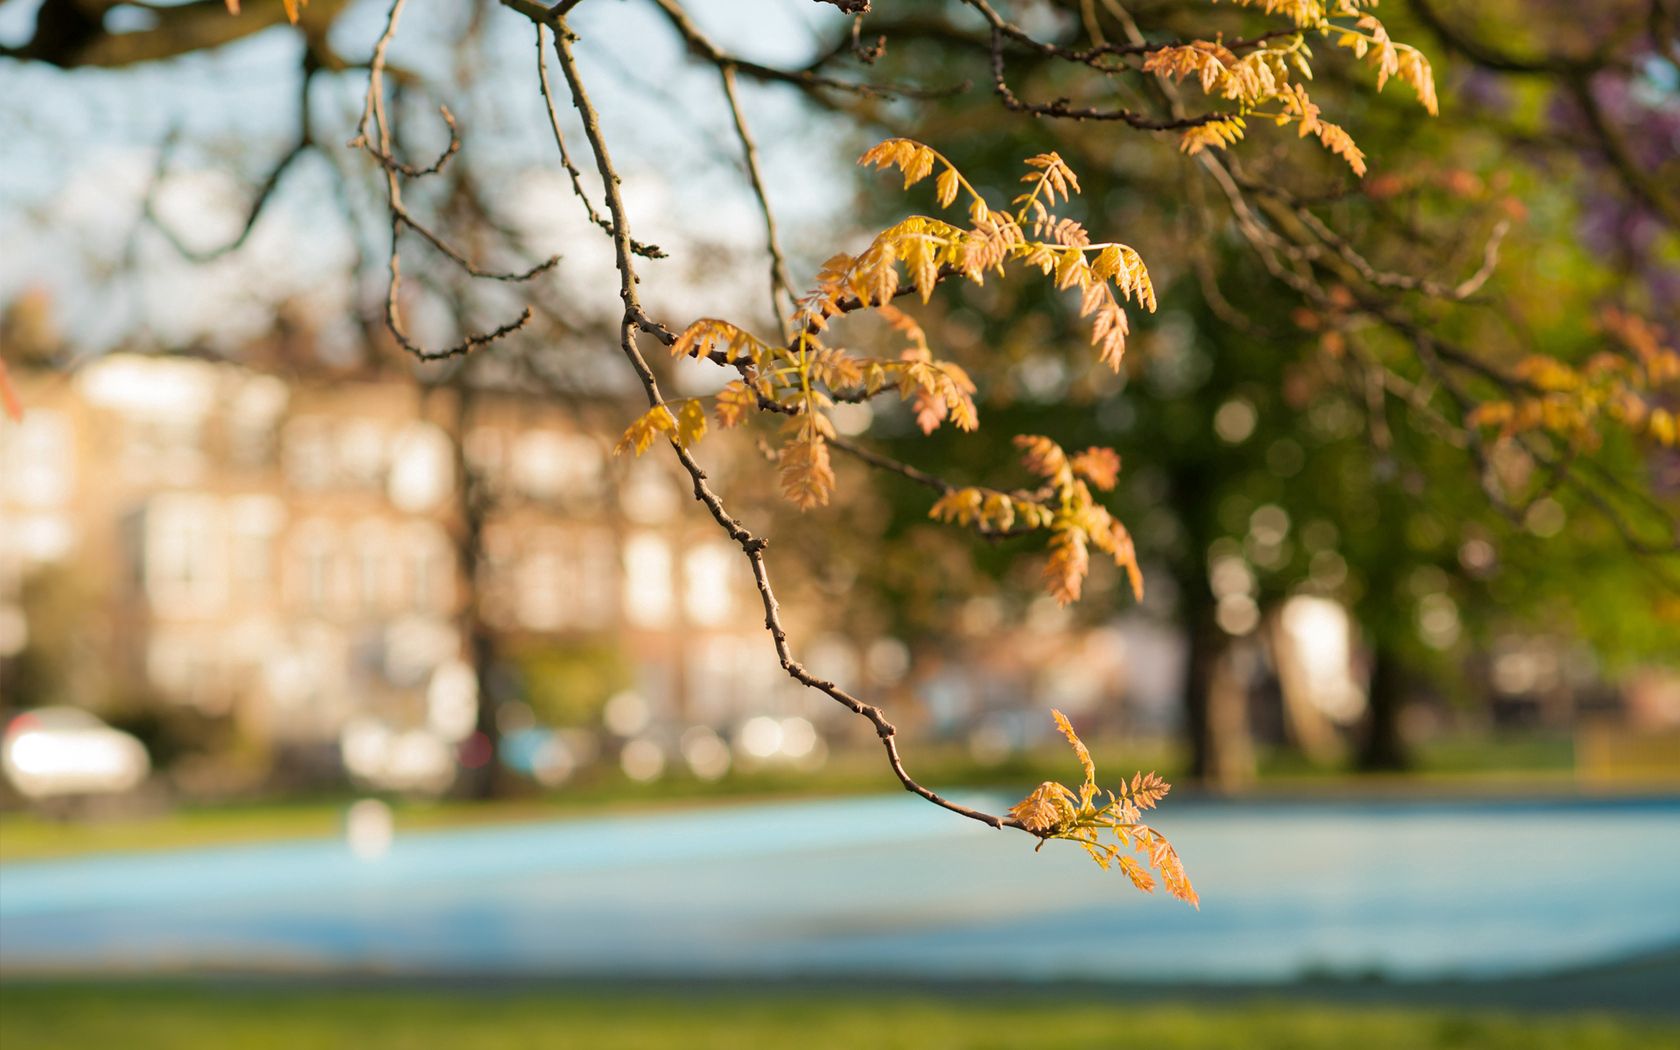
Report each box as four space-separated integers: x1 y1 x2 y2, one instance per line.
615 404 677 457
980 492 1017 533
858 137 941 190
935 167 960 208
1117 855 1156 894
1009 781 1072 832
1651 408 1676 446
1053 709 1096 788
1044 525 1089 605
676 399 708 449
778 435 835 509
673 319 765 364
1179 117 1247 156
714 381 757 428
1014 434 1068 479
1069 447 1121 491
929 488 983 527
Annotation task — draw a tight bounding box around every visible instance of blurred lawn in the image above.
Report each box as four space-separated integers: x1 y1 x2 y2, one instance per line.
2 731 1652 863
1 985 1675 1050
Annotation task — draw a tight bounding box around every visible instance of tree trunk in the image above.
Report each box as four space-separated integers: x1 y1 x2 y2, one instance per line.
1357 644 1410 772
1183 586 1255 791
1184 599 1218 783
441 381 507 800
460 610 504 800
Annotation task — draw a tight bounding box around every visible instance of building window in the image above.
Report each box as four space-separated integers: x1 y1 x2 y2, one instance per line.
387 423 453 512
337 420 387 488
282 416 333 490
144 494 226 617
513 430 567 501
352 520 394 615
121 415 200 485
516 542 571 631
229 495 284 602
560 433 605 499
622 532 673 628
574 528 616 627
287 520 340 617
683 542 736 627
400 521 455 614
621 462 678 524
1 409 73 508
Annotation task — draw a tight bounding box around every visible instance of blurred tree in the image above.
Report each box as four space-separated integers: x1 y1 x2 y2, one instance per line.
827 0 1680 783
514 640 632 729
4 0 1675 887
0 565 107 711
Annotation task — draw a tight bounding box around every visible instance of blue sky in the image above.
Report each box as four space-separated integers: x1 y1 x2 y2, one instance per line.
0 0 861 354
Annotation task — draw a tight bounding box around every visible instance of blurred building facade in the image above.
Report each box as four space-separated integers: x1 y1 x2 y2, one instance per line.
4 350 1675 797
0 353 850 791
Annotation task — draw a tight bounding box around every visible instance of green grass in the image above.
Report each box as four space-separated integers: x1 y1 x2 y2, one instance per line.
2 732 1661 863
1256 733 1579 780
0 984 1673 1050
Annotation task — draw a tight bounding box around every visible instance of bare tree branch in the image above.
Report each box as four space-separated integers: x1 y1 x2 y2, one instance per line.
534 24 665 259
532 8 1019 832
354 0 559 360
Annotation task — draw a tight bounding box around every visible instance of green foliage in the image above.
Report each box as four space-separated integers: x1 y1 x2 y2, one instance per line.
1 566 100 708
513 640 632 728
838 2 1680 684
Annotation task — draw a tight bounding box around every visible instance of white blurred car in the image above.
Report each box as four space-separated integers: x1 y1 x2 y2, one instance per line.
2 707 150 799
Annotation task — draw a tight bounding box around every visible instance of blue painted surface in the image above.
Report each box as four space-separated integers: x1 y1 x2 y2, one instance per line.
2 794 1677 981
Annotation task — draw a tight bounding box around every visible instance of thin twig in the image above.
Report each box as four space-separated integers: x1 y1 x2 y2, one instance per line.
534 24 665 258
721 63 800 330
357 0 552 360
543 10 1017 832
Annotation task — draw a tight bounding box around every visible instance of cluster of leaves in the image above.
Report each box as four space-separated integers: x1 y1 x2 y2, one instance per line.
1467 310 1680 449
1147 0 1436 175
615 140 1153 604
1008 711 1197 906
929 435 1142 605
613 397 710 456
